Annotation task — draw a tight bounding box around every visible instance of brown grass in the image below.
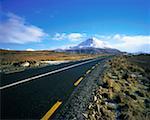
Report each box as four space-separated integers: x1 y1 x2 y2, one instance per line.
0 49 98 65
86 55 150 120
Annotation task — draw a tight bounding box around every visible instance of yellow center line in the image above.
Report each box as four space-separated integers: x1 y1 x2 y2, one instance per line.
86 69 91 74
41 101 62 120
92 66 95 69
74 77 83 86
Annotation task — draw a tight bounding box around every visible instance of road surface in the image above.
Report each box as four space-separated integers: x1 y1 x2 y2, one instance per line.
1 57 107 119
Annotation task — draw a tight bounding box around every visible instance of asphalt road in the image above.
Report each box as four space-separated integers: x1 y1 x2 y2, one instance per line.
1 57 107 119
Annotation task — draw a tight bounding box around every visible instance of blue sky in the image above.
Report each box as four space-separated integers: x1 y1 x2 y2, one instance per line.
0 0 150 52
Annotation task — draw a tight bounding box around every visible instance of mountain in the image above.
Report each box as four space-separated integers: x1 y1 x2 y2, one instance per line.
56 38 122 54
71 37 111 49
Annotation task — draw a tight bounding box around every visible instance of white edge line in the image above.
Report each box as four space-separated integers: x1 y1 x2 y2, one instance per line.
0 59 99 90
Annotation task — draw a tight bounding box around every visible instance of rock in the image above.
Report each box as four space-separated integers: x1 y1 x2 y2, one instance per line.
130 73 137 78
137 75 143 78
99 95 102 99
107 102 116 110
21 62 30 67
105 102 108 105
88 103 93 109
96 104 101 115
94 96 97 102
89 114 96 120
82 113 88 118
34 62 40 66
111 75 118 79
107 72 112 78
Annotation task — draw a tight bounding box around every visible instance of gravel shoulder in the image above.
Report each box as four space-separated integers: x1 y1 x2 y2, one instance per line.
53 58 109 120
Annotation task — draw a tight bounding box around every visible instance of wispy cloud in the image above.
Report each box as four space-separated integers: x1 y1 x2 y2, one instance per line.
52 33 86 42
50 43 77 50
67 33 86 41
0 13 47 44
52 33 66 40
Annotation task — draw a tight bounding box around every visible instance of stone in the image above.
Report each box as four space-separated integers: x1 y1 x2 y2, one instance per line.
82 113 88 118
94 96 97 102
89 114 96 120
34 62 40 66
96 104 101 114
21 62 30 67
111 75 118 79
107 102 116 110
137 75 143 78
99 95 102 99
130 73 137 78
88 103 93 109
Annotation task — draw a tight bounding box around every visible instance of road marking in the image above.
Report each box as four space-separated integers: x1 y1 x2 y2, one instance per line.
86 69 91 74
92 66 95 69
74 62 98 86
0 58 99 90
74 77 83 86
41 100 62 120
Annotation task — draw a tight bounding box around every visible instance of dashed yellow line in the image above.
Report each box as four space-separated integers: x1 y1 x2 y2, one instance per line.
92 66 95 69
41 63 100 119
41 101 62 120
86 69 91 74
74 77 83 86
74 63 98 86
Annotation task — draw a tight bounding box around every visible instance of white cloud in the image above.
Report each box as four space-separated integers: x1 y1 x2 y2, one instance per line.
0 13 47 44
95 34 150 53
26 48 34 51
112 34 122 40
67 33 86 41
49 43 77 50
52 33 86 42
112 35 150 53
52 33 66 40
